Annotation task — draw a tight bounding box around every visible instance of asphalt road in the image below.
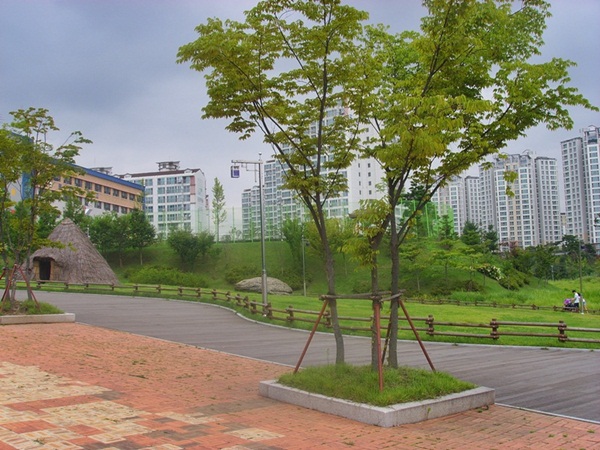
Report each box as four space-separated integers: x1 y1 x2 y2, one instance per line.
34 291 600 423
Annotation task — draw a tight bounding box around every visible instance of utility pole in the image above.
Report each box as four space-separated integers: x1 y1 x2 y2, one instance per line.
231 154 268 310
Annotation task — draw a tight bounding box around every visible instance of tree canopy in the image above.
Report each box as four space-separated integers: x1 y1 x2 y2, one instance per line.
179 0 596 367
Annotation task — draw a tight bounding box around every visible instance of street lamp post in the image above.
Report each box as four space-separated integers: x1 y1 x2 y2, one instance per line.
231 154 268 310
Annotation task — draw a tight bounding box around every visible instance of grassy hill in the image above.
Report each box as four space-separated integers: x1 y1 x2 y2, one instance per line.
102 238 596 310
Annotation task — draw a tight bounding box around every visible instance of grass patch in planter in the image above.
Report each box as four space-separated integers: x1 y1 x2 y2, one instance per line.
278 364 475 407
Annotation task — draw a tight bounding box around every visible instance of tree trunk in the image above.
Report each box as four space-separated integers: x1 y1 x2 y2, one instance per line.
370 264 379 371
317 209 344 365
324 245 344 365
388 211 400 368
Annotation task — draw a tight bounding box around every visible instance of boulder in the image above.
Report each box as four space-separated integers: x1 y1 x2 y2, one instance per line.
235 277 293 295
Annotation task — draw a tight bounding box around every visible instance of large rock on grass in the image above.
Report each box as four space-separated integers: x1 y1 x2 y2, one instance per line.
235 277 293 295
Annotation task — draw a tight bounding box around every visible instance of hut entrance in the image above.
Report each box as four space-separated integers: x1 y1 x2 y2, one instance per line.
38 258 52 280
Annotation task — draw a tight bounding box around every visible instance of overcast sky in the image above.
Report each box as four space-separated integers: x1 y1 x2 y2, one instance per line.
2 0 599 207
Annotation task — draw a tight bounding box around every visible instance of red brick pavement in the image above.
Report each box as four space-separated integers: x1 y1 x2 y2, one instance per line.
0 323 598 449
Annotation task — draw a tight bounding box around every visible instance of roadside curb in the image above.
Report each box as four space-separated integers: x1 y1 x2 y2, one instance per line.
0 313 76 325
259 380 495 427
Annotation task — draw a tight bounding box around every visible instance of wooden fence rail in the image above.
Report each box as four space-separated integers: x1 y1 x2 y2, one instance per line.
19 281 600 344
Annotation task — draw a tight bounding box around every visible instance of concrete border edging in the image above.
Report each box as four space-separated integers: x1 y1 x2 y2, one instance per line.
0 313 76 325
259 380 495 427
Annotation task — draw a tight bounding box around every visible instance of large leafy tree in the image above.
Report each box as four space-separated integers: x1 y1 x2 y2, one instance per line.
178 0 373 364
1 108 91 302
346 0 596 367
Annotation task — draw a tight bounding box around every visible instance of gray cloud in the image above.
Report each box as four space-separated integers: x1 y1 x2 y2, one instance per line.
1 0 598 205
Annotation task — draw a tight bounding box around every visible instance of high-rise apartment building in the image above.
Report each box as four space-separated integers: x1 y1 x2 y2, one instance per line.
464 176 481 226
119 161 209 238
241 154 384 240
561 125 600 244
478 152 560 248
431 176 466 235
240 105 384 239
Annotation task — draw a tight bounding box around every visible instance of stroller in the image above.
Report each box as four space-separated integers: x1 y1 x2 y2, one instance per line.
563 298 580 312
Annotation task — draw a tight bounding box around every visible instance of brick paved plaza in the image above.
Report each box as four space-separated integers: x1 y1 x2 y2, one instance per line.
0 323 598 449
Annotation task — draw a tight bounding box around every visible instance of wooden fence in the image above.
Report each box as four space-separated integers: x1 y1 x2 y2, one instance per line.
21 280 600 345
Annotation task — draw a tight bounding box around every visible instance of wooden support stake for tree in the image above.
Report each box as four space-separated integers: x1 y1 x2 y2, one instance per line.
294 298 329 374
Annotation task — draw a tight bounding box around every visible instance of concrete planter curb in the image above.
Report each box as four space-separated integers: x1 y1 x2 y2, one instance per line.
0 313 75 325
259 380 495 427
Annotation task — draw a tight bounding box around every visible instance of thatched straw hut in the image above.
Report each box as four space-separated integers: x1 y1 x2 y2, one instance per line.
30 218 119 285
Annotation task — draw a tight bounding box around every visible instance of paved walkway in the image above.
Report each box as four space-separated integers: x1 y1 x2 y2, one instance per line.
0 323 599 449
0 293 597 449
38 292 600 422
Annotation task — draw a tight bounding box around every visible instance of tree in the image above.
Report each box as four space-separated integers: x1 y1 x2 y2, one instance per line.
530 244 557 283
0 129 23 270
1 108 91 302
196 230 216 259
62 195 89 227
461 221 482 247
178 0 373 364
211 178 226 242
482 226 499 253
167 229 215 270
281 218 304 271
128 208 156 265
88 213 118 255
349 0 596 367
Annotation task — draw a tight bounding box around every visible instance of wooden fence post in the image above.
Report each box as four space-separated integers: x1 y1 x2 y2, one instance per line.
558 320 567 342
426 315 435 336
490 318 499 340
286 305 294 322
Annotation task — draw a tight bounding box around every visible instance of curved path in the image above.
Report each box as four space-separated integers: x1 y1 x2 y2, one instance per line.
37 291 599 423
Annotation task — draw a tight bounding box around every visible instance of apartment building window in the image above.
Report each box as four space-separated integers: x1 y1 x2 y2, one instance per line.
74 178 82 187
104 186 111 194
95 184 102 192
85 181 92 190
121 191 128 199
113 189 119 197
104 203 111 211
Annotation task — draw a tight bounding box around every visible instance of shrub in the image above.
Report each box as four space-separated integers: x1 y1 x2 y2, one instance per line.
126 265 208 287
497 267 528 290
271 269 312 291
224 265 260 285
351 279 371 294
477 263 502 281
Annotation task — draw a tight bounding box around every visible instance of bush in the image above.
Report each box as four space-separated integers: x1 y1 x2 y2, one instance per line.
498 267 528 290
351 279 371 294
271 269 310 291
224 265 260 285
126 265 208 288
477 263 502 281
